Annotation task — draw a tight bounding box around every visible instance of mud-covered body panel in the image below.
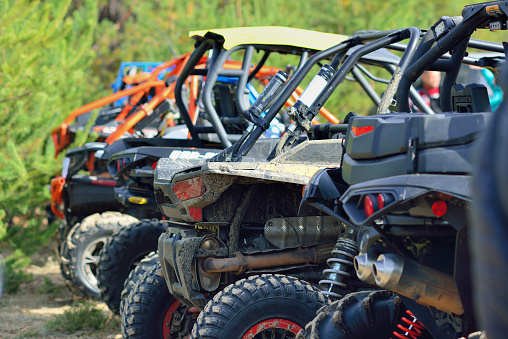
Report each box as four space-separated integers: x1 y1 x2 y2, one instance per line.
154 139 343 222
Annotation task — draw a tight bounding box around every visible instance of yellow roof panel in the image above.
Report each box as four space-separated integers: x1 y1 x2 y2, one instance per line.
189 26 349 51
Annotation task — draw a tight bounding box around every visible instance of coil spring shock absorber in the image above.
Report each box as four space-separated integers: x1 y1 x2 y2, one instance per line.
319 238 358 300
392 310 425 339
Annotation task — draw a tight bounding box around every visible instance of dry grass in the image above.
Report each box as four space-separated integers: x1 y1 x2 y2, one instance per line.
0 242 121 339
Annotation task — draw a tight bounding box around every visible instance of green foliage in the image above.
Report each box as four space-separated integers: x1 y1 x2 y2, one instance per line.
11 330 40 339
36 276 57 295
0 0 100 267
45 301 120 334
4 250 33 294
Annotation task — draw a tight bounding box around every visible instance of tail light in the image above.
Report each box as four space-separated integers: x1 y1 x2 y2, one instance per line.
377 193 394 210
188 207 202 221
351 125 374 137
364 195 375 217
431 200 448 217
363 193 395 218
377 193 385 209
173 177 206 201
116 157 131 172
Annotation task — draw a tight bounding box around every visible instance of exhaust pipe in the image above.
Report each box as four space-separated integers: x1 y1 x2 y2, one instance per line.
353 251 380 285
201 243 335 274
372 253 464 315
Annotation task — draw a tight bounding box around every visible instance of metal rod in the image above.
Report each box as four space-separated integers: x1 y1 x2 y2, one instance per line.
174 40 212 145
351 65 382 106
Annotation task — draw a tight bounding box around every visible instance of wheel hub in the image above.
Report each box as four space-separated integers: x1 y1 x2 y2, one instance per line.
242 319 302 339
162 300 195 339
80 237 108 293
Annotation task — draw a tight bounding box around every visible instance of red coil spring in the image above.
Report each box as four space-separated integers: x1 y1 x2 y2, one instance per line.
392 310 425 339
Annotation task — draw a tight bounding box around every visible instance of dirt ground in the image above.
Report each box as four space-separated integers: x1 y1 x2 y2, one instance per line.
0 243 122 339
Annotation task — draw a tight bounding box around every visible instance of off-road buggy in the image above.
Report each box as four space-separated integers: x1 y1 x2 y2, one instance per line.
470 64 508 339
50 59 184 158
295 2 507 338
50 54 205 298
119 26 438 338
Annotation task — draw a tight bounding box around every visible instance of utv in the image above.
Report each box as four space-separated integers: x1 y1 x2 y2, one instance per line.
122 26 432 338
51 59 184 158
51 54 205 297
297 2 506 338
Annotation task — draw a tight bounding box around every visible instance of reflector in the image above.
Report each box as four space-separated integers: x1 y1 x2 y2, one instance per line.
351 125 374 137
431 200 448 217
173 177 206 201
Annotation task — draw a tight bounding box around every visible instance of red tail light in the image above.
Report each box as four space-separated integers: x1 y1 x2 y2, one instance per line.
152 161 158 170
364 195 374 217
351 125 374 137
377 193 385 209
188 207 202 221
431 200 448 217
377 193 394 209
173 177 206 201
116 158 131 172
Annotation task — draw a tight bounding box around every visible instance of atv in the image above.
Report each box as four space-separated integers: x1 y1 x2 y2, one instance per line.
470 64 508 339
50 54 203 298
296 3 507 338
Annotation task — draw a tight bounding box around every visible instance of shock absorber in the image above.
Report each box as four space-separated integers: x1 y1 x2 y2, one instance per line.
319 238 358 300
392 310 425 339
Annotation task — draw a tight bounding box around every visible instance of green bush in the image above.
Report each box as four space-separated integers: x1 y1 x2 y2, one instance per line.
36 276 58 295
45 301 120 334
4 250 32 294
0 0 100 280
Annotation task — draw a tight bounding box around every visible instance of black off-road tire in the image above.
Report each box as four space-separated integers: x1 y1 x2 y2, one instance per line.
191 274 327 339
122 262 193 338
59 235 73 282
97 219 168 313
59 213 104 291
297 290 403 339
120 251 159 316
57 223 72 282
67 212 138 298
120 252 159 338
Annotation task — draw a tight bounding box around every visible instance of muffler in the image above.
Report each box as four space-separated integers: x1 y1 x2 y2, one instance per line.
353 251 379 285
369 253 464 315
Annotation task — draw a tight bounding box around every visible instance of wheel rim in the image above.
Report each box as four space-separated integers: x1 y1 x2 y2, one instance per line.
242 319 302 339
162 300 194 338
79 237 108 293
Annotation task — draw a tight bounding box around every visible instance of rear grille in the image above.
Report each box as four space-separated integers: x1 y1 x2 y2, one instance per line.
155 189 169 205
